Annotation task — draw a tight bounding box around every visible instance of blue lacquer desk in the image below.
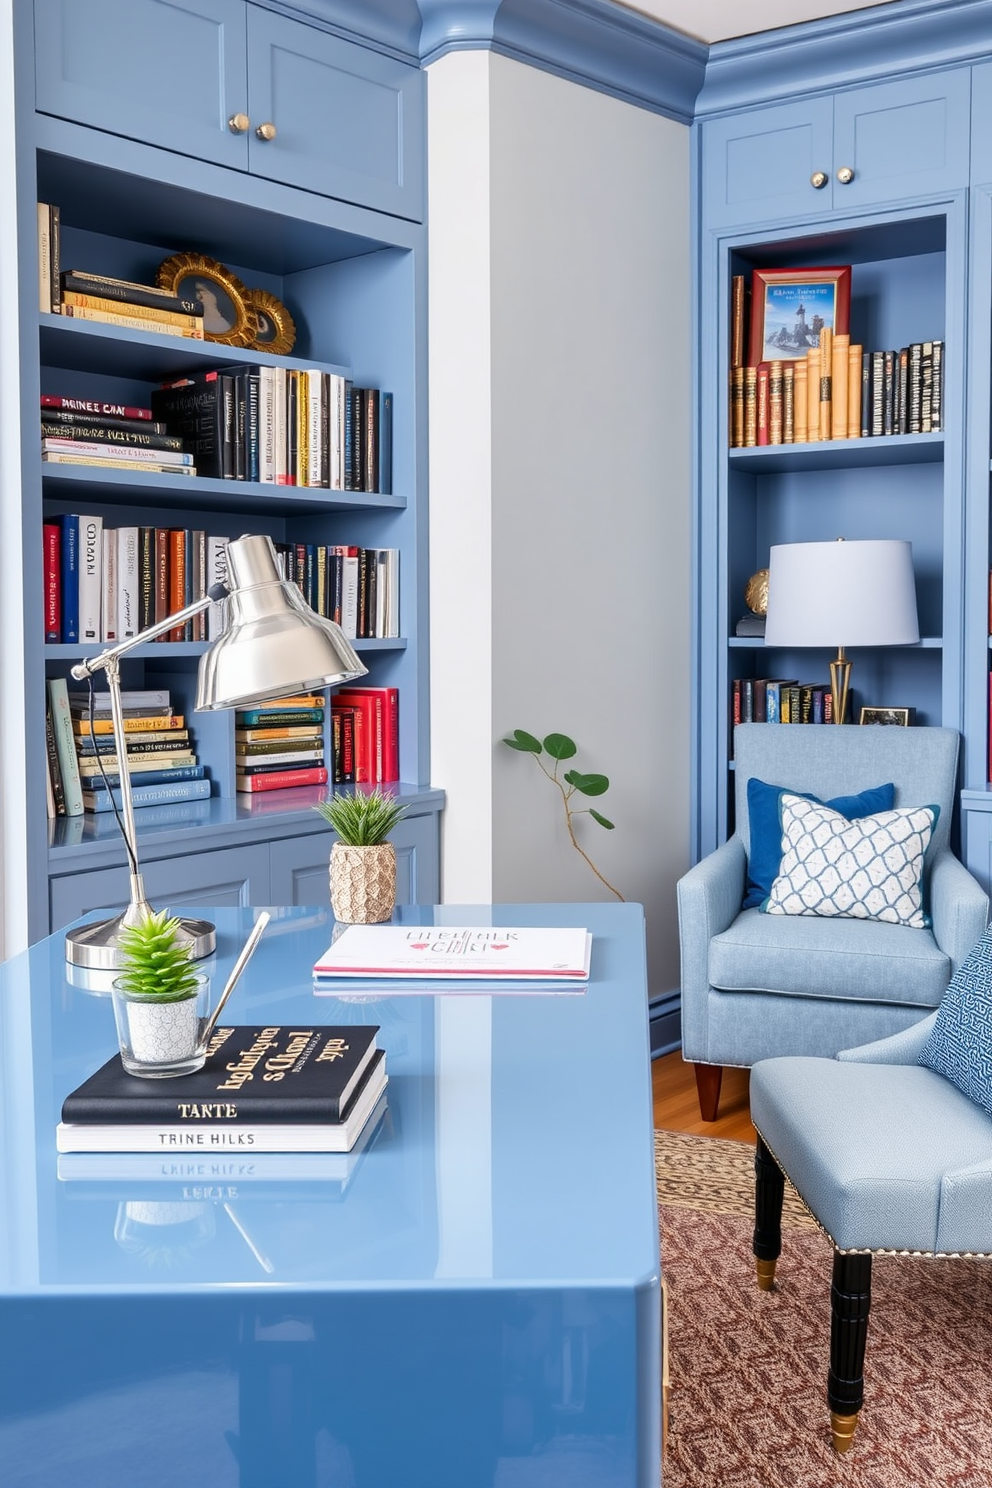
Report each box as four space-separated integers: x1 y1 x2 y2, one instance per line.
0 903 660 1488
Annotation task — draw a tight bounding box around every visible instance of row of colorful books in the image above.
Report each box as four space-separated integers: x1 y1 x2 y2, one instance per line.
45 683 207 818
234 686 399 793
43 515 399 646
732 677 836 726
39 202 205 341
730 335 944 448
42 395 199 478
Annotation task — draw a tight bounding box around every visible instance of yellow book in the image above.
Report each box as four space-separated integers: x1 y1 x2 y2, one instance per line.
296 370 308 486
743 367 758 447
235 726 324 743
818 326 833 440
848 344 863 437
793 360 808 443
782 362 795 444
831 333 850 440
59 304 204 339
77 754 197 776
61 291 202 331
73 716 186 735
806 348 820 441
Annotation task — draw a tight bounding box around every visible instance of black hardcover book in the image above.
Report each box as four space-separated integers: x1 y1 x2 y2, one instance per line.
41 420 186 452
870 350 885 437
151 378 225 478
246 370 260 482
860 350 871 437
896 347 909 435
138 526 155 631
220 372 237 479
62 271 204 316
908 343 923 433
379 390 393 495
41 409 169 436
920 341 935 433
363 387 380 493
343 379 355 490
233 370 247 482
62 1024 381 1126
882 350 895 436
348 384 364 491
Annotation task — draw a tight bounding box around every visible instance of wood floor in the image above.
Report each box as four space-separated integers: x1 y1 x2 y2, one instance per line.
652 1051 756 1142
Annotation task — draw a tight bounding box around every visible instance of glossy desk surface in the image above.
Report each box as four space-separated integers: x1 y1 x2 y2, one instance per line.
0 903 660 1488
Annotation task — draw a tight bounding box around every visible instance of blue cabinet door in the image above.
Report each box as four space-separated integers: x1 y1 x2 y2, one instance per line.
49 843 270 931
970 62 992 184
246 6 424 220
700 97 834 228
832 70 971 209
268 816 439 908
34 0 249 170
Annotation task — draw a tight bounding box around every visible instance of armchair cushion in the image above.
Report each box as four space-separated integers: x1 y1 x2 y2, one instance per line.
743 776 895 908
919 923 992 1118
764 794 937 928
710 908 949 1006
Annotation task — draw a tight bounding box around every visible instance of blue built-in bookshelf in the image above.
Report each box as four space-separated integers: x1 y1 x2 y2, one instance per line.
17 0 442 939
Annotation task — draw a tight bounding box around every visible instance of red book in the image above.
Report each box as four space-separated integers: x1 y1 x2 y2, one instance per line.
334 691 379 782
154 529 170 628
756 362 770 446
168 529 185 642
43 522 61 641
236 766 328 793
41 395 153 420
335 686 399 782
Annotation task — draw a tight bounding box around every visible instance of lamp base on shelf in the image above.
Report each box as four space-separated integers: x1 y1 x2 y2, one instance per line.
65 911 216 970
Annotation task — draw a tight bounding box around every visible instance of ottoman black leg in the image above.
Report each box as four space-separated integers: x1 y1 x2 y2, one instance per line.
828 1251 872 1454
753 1137 784 1290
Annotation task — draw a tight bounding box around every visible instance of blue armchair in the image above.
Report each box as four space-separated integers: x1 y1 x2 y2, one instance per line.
677 723 988 1120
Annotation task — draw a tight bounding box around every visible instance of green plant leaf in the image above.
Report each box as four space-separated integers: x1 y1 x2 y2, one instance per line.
562 770 579 786
543 733 577 760
312 788 408 845
590 809 615 829
503 729 542 753
571 772 610 796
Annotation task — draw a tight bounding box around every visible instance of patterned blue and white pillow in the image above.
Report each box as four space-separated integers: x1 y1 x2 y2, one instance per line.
763 792 938 928
919 925 992 1117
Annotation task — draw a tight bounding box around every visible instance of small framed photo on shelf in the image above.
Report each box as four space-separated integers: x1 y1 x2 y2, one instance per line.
244 289 297 355
748 265 852 365
860 706 915 726
156 252 255 346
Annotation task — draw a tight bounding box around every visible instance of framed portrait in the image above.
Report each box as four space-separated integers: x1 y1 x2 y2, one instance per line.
748 265 852 365
156 253 255 347
860 706 915 726
245 289 297 356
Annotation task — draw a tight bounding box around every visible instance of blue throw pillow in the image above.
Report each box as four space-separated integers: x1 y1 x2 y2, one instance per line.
742 777 896 910
919 925 992 1117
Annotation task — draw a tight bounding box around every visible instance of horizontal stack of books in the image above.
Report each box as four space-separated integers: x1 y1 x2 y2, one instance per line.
732 677 835 726
236 695 328 793
274 542 399 640
45 679 209 819
41 394 197 478
43 512 229 645
152 366 392 491
56 1023 388 1154
331 686 399 784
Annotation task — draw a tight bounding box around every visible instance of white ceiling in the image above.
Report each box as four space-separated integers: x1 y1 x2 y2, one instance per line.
618 0 907 44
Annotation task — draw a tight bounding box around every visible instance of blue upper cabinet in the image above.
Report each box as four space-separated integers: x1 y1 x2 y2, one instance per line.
34 0 250 170
246 6 423 221
33 0 424 221
970 61 992 185
702 68 971 229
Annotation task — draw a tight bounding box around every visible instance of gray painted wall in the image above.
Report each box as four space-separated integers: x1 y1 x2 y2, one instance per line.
428 50 692 999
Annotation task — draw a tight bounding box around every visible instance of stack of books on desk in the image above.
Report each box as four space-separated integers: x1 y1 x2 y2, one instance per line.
56 1024 386 1153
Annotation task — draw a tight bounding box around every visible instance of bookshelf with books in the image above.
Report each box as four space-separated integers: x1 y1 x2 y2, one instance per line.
697 201 964 852
8 3 442 941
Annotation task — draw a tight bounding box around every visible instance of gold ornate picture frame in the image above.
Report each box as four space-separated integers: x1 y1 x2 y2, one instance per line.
244 289 297 356
156 253 255 347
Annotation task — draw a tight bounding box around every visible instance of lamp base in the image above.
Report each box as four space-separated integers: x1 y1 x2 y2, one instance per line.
829 650 852 725
65 912 216 970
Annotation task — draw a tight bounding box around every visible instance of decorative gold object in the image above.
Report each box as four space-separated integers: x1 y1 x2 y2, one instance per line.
245 288 297 356
156 253 255 346
329 843 397 925
745 568 769 616
755 1257 777 1291
255 122 277 142
830 1410 860 1454
228 113 250 134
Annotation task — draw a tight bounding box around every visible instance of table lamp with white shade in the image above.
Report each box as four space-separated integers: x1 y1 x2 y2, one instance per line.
763 538 920 725
64 533 368 970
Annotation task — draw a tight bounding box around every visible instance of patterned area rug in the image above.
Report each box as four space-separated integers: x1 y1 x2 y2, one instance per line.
656 1129 992 1488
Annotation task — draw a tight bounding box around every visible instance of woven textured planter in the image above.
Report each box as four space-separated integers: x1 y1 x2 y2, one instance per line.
330 841 397 923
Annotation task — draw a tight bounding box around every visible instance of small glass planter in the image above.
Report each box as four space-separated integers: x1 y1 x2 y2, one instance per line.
111 974 210 1078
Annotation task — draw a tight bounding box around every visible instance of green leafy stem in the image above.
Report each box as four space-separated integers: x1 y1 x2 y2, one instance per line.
502 730 624 902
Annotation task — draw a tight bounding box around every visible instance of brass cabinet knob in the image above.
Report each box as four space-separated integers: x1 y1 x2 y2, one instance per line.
228 112 250 134
810 170 829 189
255 122 277 142
836 165 855 185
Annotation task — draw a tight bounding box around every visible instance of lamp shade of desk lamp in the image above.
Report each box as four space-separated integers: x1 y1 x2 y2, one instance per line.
763 538 919 724
65 534 367 970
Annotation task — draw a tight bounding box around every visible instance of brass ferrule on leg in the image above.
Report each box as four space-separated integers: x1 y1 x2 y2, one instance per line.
830 1410 860 1454
755 1257 777 1291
